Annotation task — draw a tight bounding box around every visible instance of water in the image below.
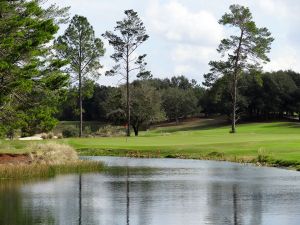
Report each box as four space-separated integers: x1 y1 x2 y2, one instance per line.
1 157 300 225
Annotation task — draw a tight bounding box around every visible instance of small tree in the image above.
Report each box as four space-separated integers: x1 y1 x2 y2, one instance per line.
56 15 105 137
129 83 163 136
203 4 273 133
102 9 150 137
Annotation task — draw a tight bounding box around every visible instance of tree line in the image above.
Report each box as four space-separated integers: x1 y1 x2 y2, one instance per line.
57 76 204 136
57 69 300 136
202 70 300 121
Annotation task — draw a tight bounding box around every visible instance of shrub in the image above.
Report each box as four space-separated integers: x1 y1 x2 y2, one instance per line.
62 126 78 138
83 126 92 135
41 132 55 140
95 125 125 137
47 132 54 139
257 148 270 163
41 133 48 139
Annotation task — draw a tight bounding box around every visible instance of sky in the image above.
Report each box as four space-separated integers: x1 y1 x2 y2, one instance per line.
49 0 300 86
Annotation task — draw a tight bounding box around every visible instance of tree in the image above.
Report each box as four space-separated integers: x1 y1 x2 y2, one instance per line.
129 82 164 136
203 4 273 133
102 9 150 137
0 0 69 137
56 15 105 137
162 88 198 123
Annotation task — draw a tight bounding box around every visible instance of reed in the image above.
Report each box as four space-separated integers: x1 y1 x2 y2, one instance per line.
0 161 104 179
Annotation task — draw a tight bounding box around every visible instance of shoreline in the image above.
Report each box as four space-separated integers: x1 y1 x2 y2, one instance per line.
78 150 300 172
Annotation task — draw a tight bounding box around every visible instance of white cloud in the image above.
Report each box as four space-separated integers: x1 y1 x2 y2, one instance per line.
147 1 223 46
264 46 300 72
257 0 288 17
171 44 217 63
146 1 222 77
174 64 193 74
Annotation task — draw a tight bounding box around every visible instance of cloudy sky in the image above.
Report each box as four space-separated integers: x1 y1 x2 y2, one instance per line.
50 0 300 86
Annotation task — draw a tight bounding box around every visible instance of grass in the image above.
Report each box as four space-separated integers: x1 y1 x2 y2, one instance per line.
0 161 104 180
2 118 300 169
0 143 104 179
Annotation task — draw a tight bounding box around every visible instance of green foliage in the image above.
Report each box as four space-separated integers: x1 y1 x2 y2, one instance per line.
104 88 126 124
62 126 79 138
56 15 105 80
203 70 300 121
0 0 69 137
162 88 198 122
102 9 150 78
129 82 165 136
56 15 105 137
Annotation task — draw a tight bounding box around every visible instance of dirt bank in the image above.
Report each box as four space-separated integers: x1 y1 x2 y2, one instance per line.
0 154 31 165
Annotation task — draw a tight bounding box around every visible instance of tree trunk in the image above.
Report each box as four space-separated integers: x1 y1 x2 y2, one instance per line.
230 29 244 134
79 71 83 137
176 117 179 125
126 48 130 137
132 124 139 136
79 32 83 138
231 77 237 133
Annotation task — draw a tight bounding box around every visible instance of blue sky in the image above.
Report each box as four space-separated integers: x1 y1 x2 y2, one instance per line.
50 0 300 86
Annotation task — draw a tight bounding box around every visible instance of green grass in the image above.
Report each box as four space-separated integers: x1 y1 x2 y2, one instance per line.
3 119 300 169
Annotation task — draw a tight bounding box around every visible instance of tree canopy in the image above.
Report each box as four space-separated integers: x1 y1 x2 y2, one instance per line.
56 15 105 137
0 0 69 137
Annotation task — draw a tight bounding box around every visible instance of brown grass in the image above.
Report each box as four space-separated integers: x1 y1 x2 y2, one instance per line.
0 143 104 179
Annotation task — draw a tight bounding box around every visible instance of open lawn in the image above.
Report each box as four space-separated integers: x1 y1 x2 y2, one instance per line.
2 119 300 168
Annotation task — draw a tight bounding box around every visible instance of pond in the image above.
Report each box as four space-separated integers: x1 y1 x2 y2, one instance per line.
1 157 300 225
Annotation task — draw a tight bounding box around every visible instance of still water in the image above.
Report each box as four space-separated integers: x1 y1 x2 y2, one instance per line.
1 157 300 225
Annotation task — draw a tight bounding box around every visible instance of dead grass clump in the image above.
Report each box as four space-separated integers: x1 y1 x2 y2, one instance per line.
28 143 78 164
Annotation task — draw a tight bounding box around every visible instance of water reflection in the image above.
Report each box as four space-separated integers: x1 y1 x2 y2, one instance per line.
79 174 82 225
126 168 130 225
1 157 300 225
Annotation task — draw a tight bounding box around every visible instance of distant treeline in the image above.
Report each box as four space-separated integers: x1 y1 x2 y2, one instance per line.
57 76 204 135
57 70 300 135
202 70 300 121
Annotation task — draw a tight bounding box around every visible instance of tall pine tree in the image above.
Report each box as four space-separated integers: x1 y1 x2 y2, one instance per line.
203 5 274 133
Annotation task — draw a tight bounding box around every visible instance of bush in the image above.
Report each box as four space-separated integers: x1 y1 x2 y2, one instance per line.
62 126 78 138
95 125 125 137
257 148 270 163
41 132 54 140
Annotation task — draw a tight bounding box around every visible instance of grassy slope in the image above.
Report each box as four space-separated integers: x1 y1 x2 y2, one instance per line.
66 119 300 165
2 119 300 167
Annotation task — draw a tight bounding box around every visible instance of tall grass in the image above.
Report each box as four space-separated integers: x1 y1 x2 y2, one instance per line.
0 161 104 179
0 143 104 180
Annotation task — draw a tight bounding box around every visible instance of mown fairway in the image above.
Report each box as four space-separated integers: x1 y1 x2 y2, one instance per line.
2 119 300 166
64 119 300 164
